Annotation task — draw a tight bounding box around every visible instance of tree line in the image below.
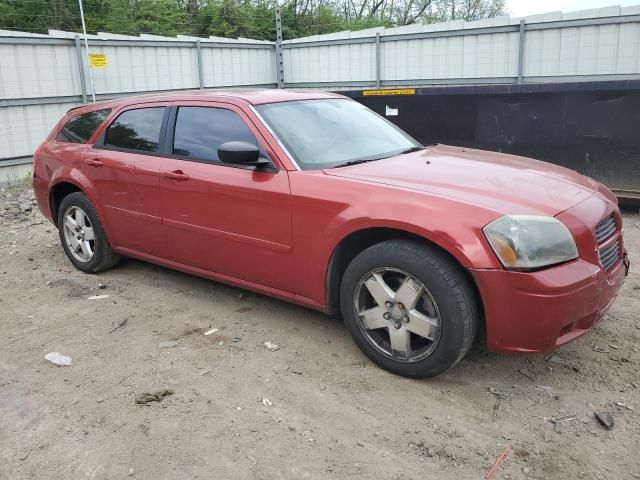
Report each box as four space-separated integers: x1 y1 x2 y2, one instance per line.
0 0 506 40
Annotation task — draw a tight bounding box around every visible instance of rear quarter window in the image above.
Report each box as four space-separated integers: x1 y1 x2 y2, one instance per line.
56 109 111 144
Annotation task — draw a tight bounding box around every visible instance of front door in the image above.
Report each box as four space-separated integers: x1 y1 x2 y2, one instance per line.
159 103 293 292
86 103 169 256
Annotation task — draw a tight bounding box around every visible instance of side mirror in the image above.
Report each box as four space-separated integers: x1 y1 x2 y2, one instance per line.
218 141 270 168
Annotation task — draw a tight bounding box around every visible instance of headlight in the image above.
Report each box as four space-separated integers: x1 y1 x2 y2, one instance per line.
483 215 578 270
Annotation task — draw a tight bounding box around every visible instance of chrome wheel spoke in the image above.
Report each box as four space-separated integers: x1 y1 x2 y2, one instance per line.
389 327 411 359
359 306 387 330
75 208 86 227
364 273 395 306
406 309 437 340
64 214 76 231
394 276 423 309
64 225 75 242
80 240 92 258
83 227 95 241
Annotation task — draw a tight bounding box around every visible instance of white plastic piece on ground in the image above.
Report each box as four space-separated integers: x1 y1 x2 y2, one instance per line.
262 397 273 407
264 341 280 352
88 295 109 300
204 328 219 336
45 352 72 366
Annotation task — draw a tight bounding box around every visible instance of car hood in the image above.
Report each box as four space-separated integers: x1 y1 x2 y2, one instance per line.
323 144 598 216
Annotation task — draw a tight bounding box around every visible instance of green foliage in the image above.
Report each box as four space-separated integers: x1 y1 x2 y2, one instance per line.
0 0 506 40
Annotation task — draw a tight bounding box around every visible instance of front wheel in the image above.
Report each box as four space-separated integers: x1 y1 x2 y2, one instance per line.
340 240 478 378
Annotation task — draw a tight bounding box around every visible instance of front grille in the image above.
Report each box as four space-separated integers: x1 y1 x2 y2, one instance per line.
595 214 620 271
599 240 620 271
595 215 616 244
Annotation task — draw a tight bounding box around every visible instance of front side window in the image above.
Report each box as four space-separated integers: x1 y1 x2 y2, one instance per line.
172 107 260 163
256 99 421 170
104 107 165 152
57 109 111 144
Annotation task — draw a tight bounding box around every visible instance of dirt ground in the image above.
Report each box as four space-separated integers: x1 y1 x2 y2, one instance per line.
1 184 639 480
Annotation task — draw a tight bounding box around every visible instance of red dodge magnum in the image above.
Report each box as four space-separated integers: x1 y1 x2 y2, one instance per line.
32 90 629 378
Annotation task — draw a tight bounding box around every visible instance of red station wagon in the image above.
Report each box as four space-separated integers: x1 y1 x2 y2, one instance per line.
32 90 629 378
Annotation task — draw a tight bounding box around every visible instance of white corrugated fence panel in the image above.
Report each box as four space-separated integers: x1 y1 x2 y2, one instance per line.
201 47 275 87
524 20 640 77
381 31 518 81
0 43 81 99
284 43 376 83
618 22 640 73
0 103 78 158
90 45 199 94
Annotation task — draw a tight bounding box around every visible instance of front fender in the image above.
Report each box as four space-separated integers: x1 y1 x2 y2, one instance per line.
320 195 502 271
289 171 503 307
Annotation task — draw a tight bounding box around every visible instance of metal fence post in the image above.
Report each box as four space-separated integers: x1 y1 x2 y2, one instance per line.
375 32 381 88
74 35 88 103
275 7 284 88
517 19 526 84
196 39 205 89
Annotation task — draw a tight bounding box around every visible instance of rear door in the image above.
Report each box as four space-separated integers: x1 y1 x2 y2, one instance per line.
159 102 293 292
85 103 170 256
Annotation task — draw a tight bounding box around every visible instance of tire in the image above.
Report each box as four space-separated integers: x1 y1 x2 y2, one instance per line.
57 192 120 273
340 240 478 378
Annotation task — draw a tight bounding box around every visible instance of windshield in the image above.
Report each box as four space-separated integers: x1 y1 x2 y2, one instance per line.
255 99 421 170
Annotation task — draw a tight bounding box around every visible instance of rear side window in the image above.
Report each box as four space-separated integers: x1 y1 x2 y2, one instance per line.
56 109 111 144
104 107 165 153
172 107 260 163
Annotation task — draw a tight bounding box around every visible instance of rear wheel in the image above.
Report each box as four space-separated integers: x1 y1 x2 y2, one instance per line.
340 240 478 378
57 192 120 273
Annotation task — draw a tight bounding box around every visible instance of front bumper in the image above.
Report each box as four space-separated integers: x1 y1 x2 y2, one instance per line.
471 254 627 354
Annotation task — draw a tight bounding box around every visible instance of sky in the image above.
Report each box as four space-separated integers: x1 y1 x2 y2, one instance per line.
506 0 639 16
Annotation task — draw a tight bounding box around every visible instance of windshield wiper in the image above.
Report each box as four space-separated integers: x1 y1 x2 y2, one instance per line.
334 158 382 168
334 146 425 168
400 146 425 154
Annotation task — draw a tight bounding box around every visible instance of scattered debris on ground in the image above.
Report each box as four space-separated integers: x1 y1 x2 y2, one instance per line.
134 389 174 405
518 368 535 380
551 413 578 433
264 341 280 352
88 294 109 300
595 411 615 430
44 352 72 366
109 318 128 333
488 387 510 400
485 446 510 479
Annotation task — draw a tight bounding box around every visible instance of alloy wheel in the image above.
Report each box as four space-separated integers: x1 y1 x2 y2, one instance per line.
353 267 441 363
62 206 95 263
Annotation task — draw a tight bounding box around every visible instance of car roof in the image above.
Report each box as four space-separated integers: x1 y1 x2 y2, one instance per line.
70 89 345 115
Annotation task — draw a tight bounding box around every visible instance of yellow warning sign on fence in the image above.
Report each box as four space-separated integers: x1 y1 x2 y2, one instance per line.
89 53 108 68
362 88 416 96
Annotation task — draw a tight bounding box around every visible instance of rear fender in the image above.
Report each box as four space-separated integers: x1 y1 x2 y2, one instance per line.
49 168 117 245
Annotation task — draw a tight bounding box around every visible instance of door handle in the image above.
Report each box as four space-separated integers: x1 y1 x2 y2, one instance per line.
163 170 189 181
85 158 103 167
